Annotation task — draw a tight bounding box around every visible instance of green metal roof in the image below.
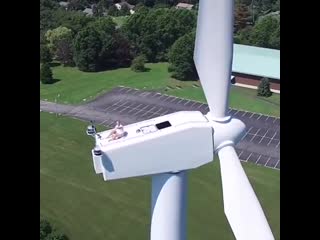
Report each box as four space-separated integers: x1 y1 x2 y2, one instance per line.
233 44 280 80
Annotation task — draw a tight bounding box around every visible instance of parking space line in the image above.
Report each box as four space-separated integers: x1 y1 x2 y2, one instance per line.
267 131 277 146
241 127 252 141
255 155 262 164
258 129 269 144
264 157 271 167
238 150 244 158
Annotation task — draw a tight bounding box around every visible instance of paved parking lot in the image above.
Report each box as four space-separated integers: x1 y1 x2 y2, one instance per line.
41 86 280 170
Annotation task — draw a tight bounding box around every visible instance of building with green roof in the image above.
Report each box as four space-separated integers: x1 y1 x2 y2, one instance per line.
232 44 280 92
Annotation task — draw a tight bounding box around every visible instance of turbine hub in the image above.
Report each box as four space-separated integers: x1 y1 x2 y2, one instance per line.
205 115 246 153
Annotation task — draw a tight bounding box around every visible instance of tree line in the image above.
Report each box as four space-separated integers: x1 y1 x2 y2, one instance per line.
40 0 279 82
234 0 280 49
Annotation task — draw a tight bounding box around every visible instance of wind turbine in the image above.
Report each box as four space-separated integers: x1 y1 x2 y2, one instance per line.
87 0 275 239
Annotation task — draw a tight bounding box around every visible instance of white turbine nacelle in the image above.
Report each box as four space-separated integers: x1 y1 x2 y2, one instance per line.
91 111 247 181
91 111 215 181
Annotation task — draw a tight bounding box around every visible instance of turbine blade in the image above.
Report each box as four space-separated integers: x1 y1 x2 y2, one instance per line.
218 146 275 240
194 0 234 119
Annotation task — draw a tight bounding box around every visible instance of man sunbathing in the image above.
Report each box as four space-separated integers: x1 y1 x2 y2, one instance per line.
107 121 125 141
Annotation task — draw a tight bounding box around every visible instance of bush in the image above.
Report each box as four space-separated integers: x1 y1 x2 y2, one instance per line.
167 64 175 73
40 44 52 63
131 55 146 72
45 231 68 240
40 217 68 240
40 219 52 240
257 77 272 97
40 63 54 84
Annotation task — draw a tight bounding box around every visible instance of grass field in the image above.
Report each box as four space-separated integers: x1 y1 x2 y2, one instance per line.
40 112 280 240
169 86 280 117
40 63 280 116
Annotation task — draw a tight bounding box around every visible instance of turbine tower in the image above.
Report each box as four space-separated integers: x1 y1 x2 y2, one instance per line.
87 0 275 239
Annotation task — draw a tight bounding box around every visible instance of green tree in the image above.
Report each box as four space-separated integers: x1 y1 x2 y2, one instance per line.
234 3 252 33
112 32 133 68
234 26 253 45
155 0 170 6
73 27 102 71
108 5 120 16
272 0 280 11
45 26 74 64
144 0 155 7
87 16 116 35
249 16 279 49
134 2 147 12
73 17 132 71
256 0 275 13
40 63 54 84
86 0 99 4
40 0 59 34
45 26 73 53
40 44 52 63
68 0 88 11
120 4 130 16
154 2 170 8
92 3 104 17
127 0 138 4
122 6 150 54
102 0 113 9
56 39 74 66
54 9 95 34
257 77 272 97
40 32 46 45
123 8 196 62
269 24 280 49
235 0 252 5
40 0 60 44
131 55 146 72
168 31 198 81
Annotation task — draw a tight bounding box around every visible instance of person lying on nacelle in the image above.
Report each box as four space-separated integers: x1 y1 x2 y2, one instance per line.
107 120 125 141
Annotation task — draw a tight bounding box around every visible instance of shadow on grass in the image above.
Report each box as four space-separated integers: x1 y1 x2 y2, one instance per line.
256 95 280 106
80 64 131 73
49 62 61 67
131 67 151 73
41 79 61 85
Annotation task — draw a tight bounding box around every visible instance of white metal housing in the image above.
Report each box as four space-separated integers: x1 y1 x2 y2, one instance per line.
93 111 214 180
151 172 187 240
